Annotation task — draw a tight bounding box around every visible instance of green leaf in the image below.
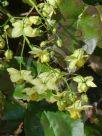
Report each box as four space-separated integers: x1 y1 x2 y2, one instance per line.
41 111 72 136
24 102 44 136
85 124 102 136
85 115 102 136
83 38 98 54
0 85 25 135
77 6 101 54
72 120 84 136
41 111 85 136
78 8 100 40
58 0 84 19
0 69 14 94
33 61 51 74
3 99 25 120
13 84 28 100
41 112 55 136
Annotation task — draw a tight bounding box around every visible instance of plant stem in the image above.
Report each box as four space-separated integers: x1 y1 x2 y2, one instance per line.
20 38 25 70
0 6 12 18
24 36 33 50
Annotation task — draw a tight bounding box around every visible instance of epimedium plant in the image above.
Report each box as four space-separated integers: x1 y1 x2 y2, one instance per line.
0 0 102 136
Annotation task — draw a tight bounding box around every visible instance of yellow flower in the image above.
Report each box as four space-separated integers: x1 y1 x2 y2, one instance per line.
66 100 92 119
57 100 68 111
65 48 88 70
29 47 50 63
69 110 81 120
73 75 96 93
7 68 33 84
29 16 42 25
39 3 54 18
40 51 50 63
22 87 39 101
31 69 61 93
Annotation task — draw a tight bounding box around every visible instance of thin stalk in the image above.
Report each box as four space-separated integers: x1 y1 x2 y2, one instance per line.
0 6 12 18
24 36 33 50
20 38 25 70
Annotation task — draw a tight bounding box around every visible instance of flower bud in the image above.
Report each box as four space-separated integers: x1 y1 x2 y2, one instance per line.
4 49 13 60
40 52 50 63
81 94 88 103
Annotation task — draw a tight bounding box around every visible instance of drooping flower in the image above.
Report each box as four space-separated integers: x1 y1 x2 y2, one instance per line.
31 69 62 94
66 100 92 119
65 48 88 70
7 68 33 84
73 75 96 93
29 47 50 63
